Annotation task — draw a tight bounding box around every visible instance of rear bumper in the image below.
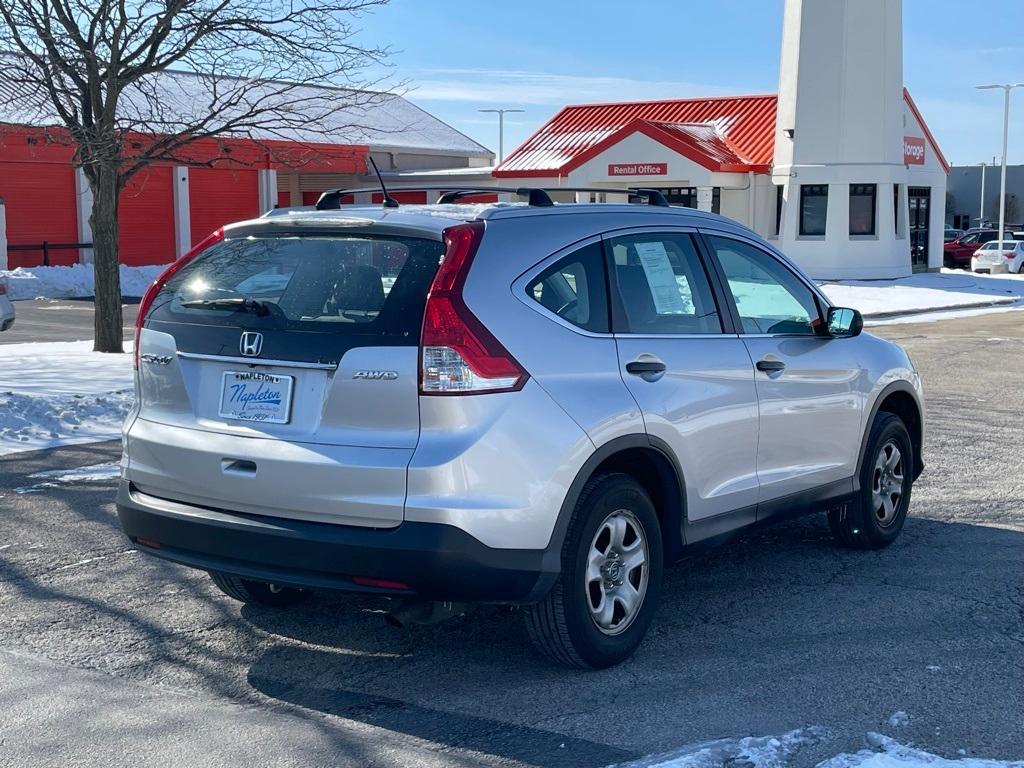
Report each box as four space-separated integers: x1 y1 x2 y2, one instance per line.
116 482 557 603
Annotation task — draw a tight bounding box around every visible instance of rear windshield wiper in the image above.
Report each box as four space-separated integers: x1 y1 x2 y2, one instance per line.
179 297 272 316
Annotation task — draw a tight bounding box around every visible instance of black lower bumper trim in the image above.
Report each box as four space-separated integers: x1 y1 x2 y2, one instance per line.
116 483 555 603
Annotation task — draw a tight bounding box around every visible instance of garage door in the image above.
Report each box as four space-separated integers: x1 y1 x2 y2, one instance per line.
189 168 259 246
0 162 79 267
119 165 175 266
372 191 427 204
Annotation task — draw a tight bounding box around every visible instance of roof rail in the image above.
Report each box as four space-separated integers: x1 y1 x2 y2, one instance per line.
313 185 673 211
314 185 555 210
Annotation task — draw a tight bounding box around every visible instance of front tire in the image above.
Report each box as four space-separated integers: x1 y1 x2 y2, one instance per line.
525 473 663 669
829 413 913 549
209 571 309 607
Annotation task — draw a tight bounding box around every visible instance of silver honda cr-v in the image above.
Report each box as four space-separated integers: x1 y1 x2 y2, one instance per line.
118 191 924 669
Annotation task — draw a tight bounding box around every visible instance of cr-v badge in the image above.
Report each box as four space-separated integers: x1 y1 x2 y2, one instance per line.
239 332 263 357
353 370 399 381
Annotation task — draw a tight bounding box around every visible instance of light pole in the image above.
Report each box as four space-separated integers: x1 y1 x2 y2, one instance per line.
478 108 524 163
979 161 986 228
976 83 1024 241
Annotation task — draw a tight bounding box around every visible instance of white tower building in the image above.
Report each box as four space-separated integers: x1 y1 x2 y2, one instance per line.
773 0 942 279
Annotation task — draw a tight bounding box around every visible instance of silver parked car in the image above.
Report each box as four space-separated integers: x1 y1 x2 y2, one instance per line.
118 190 924 668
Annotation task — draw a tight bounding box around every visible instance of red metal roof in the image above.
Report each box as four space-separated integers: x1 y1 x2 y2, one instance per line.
494 94 778 177
495 91 947 177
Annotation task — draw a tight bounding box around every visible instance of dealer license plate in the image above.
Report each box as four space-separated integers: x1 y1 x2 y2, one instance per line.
218 371 294 424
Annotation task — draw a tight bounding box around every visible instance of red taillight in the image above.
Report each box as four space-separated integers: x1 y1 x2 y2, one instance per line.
0 281 7 295
134 228 224 369
1005 252 1016 259
420 222 527 395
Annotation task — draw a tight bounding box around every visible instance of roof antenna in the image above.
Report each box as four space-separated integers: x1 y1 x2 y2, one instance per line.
367 156 399 209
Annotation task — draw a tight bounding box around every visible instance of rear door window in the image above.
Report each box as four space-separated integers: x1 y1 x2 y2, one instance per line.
149 234 444 340
607 232 722 335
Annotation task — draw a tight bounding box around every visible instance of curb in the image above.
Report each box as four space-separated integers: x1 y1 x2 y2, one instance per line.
862 297 1020 321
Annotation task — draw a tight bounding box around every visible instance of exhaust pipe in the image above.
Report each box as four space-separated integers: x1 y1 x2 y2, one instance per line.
385 599 470 627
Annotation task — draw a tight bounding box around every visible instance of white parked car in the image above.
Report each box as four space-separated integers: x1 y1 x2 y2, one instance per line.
0 277 14 331
972 241 1024 274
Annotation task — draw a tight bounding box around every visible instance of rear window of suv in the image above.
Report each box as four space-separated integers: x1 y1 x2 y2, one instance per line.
148 233 445 338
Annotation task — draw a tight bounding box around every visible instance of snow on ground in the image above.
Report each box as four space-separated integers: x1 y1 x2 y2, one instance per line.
818 733 1024 768
610 729 1024 768
2 263 167 300
0 341 134 455
14 462 121 494
819 270 1024 319
610 727 828 768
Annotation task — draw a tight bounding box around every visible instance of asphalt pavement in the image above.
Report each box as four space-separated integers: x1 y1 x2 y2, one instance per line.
0 299 138 345
0 310 1022 767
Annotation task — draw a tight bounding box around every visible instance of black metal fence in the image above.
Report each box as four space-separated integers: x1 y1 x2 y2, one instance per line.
7 241 93 267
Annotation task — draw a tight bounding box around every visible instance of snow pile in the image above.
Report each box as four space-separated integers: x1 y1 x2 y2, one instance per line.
611 729 1024 768
611 727 828 768
2 263 168 300
0 341 134 455
819 271 1024 319
818 733 1024 768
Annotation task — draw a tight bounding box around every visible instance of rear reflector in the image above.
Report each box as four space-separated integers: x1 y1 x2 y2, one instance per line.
134 228 224 369
420 222 528 395
352 576 410 591
135 538 161 549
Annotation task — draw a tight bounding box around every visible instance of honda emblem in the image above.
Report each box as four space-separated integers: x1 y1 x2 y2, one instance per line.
239 331 263 357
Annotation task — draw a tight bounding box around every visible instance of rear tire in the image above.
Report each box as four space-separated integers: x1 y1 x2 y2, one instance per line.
209 571 309 607
829 413 913 550
525 473 663 669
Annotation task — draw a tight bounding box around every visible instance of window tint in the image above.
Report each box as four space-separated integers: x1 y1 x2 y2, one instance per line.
708 236 821 335
527 242 609 333
800 184 828 236
608 233 721 334
151 234 444 338
849 184 877 236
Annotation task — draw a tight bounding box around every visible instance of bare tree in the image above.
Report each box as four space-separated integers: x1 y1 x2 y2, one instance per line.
0 0 389 352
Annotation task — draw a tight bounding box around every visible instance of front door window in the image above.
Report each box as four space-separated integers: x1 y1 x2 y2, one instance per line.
706 236 820 335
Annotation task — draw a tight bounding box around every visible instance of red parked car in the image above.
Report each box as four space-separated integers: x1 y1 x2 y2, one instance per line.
944 229 1012 269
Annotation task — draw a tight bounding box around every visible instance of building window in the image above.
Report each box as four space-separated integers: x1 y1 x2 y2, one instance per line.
849 184 877 236
799 185 828 236
655 187 720 214
775 185 784 235
893 184 901 236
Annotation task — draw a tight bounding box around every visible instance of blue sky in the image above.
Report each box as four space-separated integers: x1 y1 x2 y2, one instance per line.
356 0 1024 166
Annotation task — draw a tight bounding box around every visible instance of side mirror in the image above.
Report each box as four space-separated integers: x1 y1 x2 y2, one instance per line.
826 306 863 338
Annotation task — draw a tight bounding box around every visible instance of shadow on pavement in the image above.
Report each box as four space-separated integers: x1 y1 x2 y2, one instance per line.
241 514 1024 764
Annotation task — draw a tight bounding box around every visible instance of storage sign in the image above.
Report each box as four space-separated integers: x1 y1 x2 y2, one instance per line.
903 137 926 165
608 163 668 176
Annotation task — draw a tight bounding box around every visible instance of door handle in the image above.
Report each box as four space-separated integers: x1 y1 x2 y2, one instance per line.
755 359 786 373
626 360 667 375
